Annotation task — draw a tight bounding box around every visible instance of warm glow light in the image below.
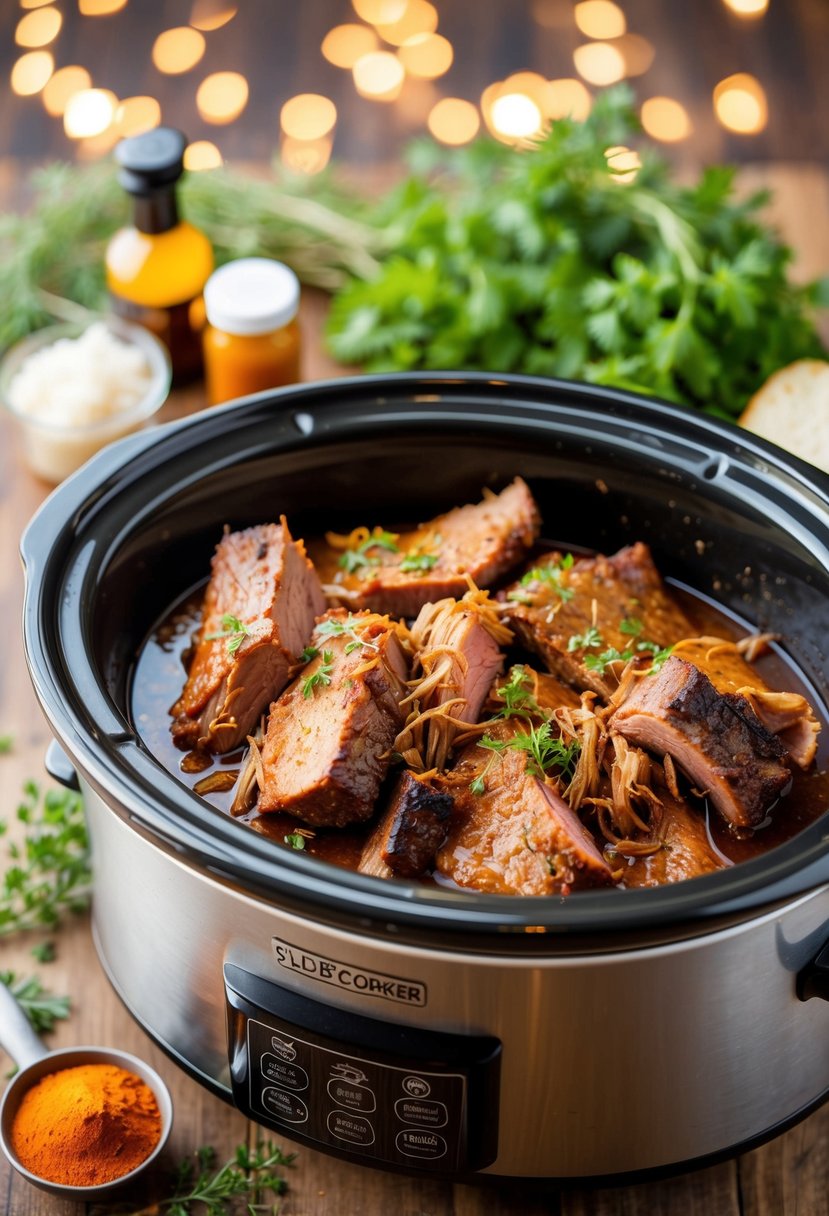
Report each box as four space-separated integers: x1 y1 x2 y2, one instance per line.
613 33 656 76
15 7 62 47
42 64 92 116
352 51 405 100
605 144 641 183
196 71 249 124
352 0 407 22
641 96 691 142
427 97 480 145
280 93 337 140
573 42 626 85
10 51 53 96
723 0 769 13
190 0 237 30
281 136 333 175
491 92 543 139
398 33 453 79
713 73 768 133
375 0 438 45
184 139 223 169
20 0 56 9
574 0 626 39
77 126 121 159
545 77 592 120
152 27 206 74
114 95 161 137
501 71 553 114
79 0 128 13
322 24 379 68
64 87 117 138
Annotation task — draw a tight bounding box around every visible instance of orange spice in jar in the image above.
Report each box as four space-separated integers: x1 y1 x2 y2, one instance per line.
10 1061 161 1187
203 258 302 406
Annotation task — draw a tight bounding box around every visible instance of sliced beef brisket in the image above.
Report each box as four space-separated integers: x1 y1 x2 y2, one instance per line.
311 477 540 618
504 541 695 699
358 771 454 879
171 520 324 753
256 611 408 828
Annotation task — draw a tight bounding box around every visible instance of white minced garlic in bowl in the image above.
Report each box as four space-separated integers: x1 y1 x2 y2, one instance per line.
6 322 159 482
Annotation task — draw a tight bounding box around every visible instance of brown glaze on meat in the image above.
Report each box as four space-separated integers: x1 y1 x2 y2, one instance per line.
672 636 820 767
505 542 695 699
170 520 324 753
436 723 613 895
257 611 409 828
620 793 729 887
311 478 540 618
611 656 791 829
358 771 454 879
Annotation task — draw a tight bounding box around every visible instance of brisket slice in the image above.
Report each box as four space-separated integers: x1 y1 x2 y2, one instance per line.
257 611 408 828
671 636 819 768
505 541 695 700
171 520 325 754
436 724 613 895
394 591 509 771
311 477 540 619
621 793 729 887
358 772 454 879
611 656 791 829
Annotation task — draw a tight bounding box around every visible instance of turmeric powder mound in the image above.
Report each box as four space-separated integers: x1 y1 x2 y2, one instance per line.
10 1061 161 1187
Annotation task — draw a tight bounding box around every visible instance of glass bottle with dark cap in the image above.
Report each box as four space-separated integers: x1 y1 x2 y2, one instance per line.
105 127 214 383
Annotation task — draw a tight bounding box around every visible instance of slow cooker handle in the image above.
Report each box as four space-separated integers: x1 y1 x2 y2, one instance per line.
45 739 81 792
798 939 829 1001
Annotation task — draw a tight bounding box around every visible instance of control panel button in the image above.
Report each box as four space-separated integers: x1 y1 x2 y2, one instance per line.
402 1075 431 1098
394 1097 448 1128
327 1077 377 1112
261 1086 309 1124
260 1052 309 1091
395 1129 448 1160
327 1110 376 1147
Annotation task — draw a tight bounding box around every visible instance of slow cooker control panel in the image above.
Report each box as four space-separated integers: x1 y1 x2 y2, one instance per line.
225 964 501 1174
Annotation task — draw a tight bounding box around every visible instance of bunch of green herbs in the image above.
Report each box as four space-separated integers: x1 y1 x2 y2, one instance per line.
327 86 827 417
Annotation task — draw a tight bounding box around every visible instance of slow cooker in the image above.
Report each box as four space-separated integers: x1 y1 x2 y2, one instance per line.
21 374 829 1182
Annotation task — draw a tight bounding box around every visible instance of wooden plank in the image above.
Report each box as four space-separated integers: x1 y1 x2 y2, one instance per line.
737 1106 829 1216
561 1163 740 1216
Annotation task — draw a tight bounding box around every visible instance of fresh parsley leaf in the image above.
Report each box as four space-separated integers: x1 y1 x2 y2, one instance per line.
495 665 541 717
478 723 581 782
284 833 306 851
583 647 634 674
339 529 400 573
0 971 70 1035
399 551 439 573
567 626 603 652
638 642 674 673
316 614 378 654
302 650 334 698
509 555 574 604
205 614 250 655
619 617 644 636
299 645 319 663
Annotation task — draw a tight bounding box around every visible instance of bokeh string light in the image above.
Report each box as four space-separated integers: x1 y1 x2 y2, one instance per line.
15 7 62 48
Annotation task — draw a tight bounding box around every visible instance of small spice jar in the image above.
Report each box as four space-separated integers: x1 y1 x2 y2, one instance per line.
202 258 302 406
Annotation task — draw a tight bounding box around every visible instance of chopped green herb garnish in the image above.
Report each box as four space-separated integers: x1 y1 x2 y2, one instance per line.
638 642 674 673
400 551 439 573
316 614 379 655
205 613 250 655
619 617 645 636
339 529 400 573
508 555 575 605
583 647 634 674
299 645 319 663
302 651 334 699
495 665 541 717
479 722 581 782
284 833 306 851
567 626 603 652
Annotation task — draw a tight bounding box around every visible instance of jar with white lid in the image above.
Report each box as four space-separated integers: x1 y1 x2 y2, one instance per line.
202 258 302 406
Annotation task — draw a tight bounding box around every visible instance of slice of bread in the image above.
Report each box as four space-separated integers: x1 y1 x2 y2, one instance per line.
739 359 829 473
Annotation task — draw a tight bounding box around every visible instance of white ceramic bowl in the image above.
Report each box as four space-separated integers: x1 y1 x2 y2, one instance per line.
0 315 171 483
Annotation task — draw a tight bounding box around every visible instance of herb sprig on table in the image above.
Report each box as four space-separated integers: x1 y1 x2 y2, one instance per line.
0 970 71 1035
162 1141 296 1216
1 781 91 938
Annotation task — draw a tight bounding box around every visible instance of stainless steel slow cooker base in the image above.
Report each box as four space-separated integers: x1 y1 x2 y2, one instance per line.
24 374 829 1180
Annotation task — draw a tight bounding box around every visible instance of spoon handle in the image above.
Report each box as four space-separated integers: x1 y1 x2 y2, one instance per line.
0 978 48 1072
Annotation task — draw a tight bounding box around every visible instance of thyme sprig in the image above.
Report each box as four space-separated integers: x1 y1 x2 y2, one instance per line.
162 1140 296 1216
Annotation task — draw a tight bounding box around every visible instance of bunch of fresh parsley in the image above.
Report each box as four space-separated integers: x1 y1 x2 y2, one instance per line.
327 86 827 418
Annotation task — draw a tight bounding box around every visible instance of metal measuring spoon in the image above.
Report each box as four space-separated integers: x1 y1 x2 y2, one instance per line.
0 979 173 1200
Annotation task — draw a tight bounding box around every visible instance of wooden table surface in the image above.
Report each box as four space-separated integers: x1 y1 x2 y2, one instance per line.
1 163 828 1216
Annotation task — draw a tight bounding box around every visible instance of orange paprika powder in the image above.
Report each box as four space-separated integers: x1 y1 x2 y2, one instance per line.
10 1061 161 1186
